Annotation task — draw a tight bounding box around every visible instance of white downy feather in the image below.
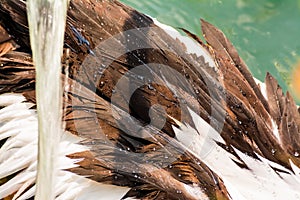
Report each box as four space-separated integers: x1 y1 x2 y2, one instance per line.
0 93 130 200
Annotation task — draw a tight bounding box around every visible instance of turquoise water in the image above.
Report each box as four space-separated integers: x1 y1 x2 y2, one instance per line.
120 0 300 103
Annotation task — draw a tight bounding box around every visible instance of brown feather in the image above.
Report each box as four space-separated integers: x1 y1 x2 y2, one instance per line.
1 0 300 199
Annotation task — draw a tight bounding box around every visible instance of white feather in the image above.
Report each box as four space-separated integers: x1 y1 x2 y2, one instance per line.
174 108 300 200
0 93 130 200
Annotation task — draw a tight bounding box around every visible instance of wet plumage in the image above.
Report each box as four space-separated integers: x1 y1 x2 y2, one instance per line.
0 0 300 199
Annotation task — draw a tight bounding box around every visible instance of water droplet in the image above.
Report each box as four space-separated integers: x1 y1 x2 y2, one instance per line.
147 84 154 90
271 149 276 154
137 75 144 81
93 73 97 81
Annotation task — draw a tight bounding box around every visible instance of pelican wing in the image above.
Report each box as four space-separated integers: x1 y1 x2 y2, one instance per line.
0 0 300 200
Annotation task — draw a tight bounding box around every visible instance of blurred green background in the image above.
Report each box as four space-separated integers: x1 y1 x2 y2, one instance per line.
120 0 300 103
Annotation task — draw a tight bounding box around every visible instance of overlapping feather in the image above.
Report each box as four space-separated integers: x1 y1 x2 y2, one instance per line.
0 0 299 199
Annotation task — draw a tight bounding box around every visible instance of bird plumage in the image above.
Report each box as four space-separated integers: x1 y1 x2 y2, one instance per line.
0 0 300 199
